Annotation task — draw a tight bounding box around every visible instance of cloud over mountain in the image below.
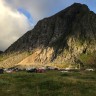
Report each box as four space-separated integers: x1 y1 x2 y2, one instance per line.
0 0 31 51
6 0 96 23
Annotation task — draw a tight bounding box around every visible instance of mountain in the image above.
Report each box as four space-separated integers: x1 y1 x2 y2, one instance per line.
0 3 96 68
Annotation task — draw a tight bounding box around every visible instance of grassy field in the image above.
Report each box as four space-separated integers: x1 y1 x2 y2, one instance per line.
0 71 96 96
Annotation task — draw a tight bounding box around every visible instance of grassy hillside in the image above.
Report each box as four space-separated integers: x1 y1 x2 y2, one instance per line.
79 52 96 68
0 52 29 68
0 71 96 96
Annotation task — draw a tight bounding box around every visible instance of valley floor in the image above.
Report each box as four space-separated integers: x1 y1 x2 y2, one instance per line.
0 71 96 96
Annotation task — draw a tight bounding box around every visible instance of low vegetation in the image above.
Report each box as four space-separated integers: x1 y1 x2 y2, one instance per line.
0 71 96 96
0 52 29 68
79 52 96 68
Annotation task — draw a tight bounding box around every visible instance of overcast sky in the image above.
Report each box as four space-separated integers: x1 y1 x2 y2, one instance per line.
0 0 96 51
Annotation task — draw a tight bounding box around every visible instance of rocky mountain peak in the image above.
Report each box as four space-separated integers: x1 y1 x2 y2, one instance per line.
53 3 89 18
71 3 88 8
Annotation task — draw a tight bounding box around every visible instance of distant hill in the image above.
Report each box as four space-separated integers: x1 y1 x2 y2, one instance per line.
0 3 96 68
0 51 3 54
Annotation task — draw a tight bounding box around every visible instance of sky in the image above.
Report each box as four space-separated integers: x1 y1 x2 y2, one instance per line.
0 0 96 51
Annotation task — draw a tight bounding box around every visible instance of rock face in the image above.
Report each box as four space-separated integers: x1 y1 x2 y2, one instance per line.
2 3 96 68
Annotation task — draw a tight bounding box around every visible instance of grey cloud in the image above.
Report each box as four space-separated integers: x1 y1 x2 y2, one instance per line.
6 0 67 23
0 0 31 51
6 0 96 23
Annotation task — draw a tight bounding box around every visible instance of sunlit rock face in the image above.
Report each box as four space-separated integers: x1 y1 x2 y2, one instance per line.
1 3 96 68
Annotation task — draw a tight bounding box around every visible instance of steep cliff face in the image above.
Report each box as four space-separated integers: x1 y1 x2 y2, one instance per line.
1 3 96 68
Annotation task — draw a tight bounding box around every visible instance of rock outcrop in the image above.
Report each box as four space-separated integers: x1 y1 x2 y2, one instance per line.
1 3 96 68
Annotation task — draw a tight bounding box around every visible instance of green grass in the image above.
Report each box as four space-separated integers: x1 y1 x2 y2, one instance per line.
0 71 96 96
79 52 96 68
